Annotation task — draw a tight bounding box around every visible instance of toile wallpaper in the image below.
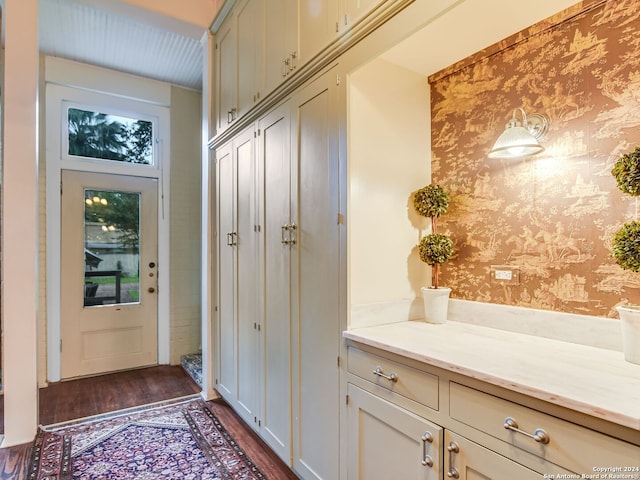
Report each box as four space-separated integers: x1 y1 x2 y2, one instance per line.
429 0 640 318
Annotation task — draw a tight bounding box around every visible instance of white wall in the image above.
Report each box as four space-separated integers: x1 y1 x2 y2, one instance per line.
348 58 430 327
170 85 203 364
2 0 39 447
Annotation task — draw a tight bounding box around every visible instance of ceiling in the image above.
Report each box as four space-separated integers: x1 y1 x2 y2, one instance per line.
3 0 219 90
3 0 583 92
380 0 581 77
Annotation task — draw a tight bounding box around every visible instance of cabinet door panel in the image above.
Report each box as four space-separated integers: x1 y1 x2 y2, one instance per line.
216 143 236 401
265 0 298 93
347 384 442 480
299 0 339 66
235 130 259 427
292 70 341 480
342 0 386 28
444 431 541 480
216 19 237 133
259 105 292 461
237 0 264 117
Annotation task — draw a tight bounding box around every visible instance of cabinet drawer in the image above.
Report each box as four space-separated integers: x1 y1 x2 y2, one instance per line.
348 347 439 410
450 382 640 474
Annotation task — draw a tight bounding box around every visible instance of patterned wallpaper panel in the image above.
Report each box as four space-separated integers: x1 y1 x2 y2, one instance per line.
429 0 640 318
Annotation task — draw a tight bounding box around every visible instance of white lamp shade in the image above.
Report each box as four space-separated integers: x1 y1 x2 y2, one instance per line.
488 124 545 159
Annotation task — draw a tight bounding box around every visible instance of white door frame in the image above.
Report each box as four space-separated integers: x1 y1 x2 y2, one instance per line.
45 78 172 382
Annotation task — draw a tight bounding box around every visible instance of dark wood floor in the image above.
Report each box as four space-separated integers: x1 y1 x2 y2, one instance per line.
0 365 299 479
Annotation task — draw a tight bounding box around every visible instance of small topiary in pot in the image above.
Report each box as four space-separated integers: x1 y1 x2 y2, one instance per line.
610 147 640 365
413 184 453 289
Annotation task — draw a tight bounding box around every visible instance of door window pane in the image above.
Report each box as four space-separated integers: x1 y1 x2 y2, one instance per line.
84 189 141 307
68 108 153 165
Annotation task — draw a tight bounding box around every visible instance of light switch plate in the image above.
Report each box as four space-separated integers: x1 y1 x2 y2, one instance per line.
490 265 520 285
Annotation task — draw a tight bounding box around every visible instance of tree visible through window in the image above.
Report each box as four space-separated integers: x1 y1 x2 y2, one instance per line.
68 108 153 164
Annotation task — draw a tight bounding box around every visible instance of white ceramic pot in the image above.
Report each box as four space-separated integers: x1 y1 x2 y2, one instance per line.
616 305 640 365
421 286 451 324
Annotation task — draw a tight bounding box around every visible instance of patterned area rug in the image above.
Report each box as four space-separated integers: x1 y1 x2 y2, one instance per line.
27 398 266 480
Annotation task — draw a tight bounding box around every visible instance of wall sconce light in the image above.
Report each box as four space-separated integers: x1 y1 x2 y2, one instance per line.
487 108 549 159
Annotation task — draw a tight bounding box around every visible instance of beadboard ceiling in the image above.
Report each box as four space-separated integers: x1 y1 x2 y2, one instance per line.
3 0 216 90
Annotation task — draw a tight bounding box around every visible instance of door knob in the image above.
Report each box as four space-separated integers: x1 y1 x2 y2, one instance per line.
148 287 155 293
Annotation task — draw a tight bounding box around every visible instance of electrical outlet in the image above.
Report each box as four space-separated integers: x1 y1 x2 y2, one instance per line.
490 265 520 285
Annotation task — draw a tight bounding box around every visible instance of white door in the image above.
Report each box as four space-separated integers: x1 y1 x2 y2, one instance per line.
259 103 292 461
235 127 259 427
216 142 237 401
60 170 159 379
292 69 341 480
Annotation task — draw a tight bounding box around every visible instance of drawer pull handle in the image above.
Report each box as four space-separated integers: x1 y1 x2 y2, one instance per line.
504 417 550 444
447 441 460 478
421 431 433 467
373 366 398 382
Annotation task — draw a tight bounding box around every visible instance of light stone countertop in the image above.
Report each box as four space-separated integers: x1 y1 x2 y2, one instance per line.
343 320 640 431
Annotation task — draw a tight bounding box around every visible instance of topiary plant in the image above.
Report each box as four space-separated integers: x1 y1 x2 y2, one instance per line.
611 221 640 272
413 184 450 218
612 146 640 196
611 146 640 273
413 184 453 289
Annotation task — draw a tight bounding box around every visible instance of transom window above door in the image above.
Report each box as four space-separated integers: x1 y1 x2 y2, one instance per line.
67 107 154 165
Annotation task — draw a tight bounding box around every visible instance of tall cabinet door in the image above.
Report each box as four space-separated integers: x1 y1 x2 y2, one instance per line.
234 128 259 428
216 141 236 401
291 67 342 480
258 103 293 462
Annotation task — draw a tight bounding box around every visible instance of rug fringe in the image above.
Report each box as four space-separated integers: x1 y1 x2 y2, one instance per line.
41 393 202 431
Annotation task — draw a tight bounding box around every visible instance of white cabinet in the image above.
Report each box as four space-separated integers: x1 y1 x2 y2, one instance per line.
215 141 235 401
236 0 265 118
215 15 237 134
299 0 390 65
347 384 442 480
290 68 342 480
216 70 342 475
216 106 293 459
256 103 293 461
215 127 259 427
264 0 299 93
448 381 640 475
215 0 298 134
346 345 639 480
299 0 339 66
232 129 259 427
444 431 541 480
340 0 387 31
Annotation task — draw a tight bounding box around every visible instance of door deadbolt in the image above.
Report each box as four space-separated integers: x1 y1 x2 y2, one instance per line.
149 262 156 268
